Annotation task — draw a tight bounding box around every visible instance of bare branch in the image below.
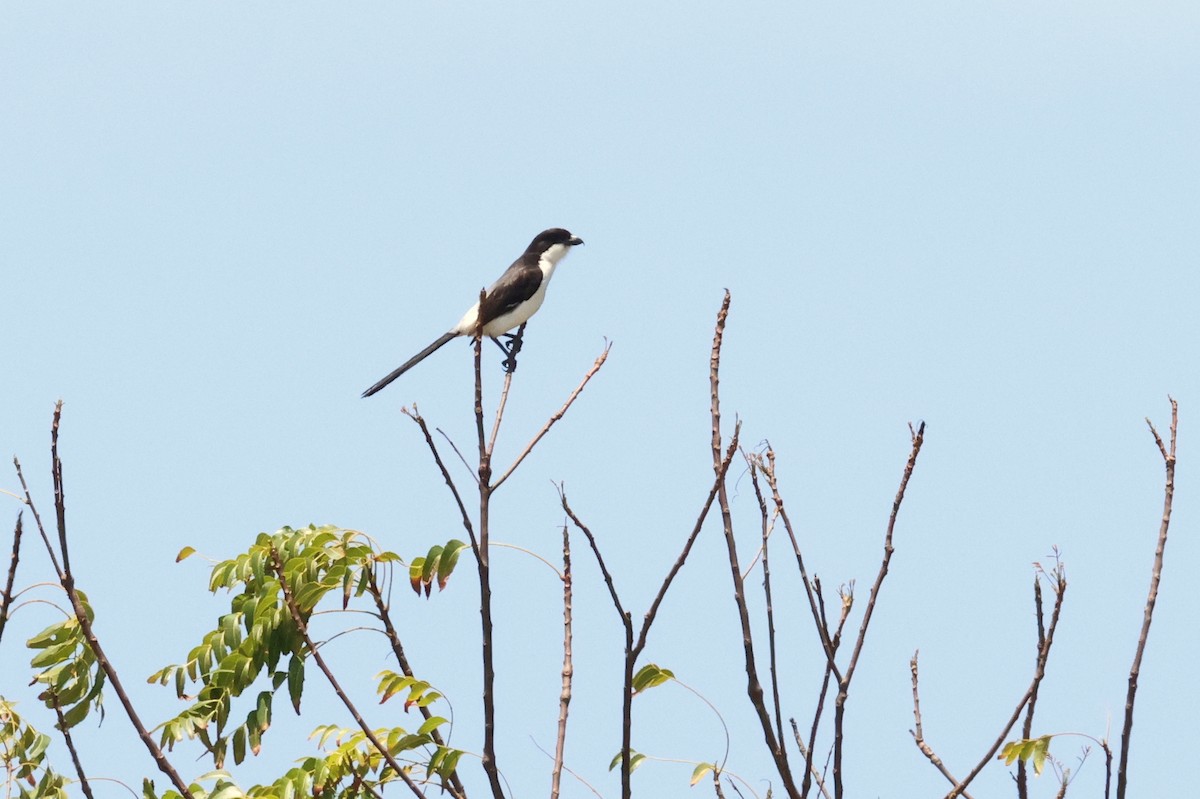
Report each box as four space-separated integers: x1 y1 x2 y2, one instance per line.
493 342 611 491
802 579 850 799
944 562 1067 798
835 421 926 798
25 404 194 798
761 450 842 683
746 456 785 752
436 427 479 486
550 526 573 799
470 319 504 799
908 651 974 799
634 425 742 661
50 693 95 799
487 364 517 459
1017 573 1047 798
0 511 23 647
13 456 62 580
790 719 833 799
706 291 800 799
404 408 479 554
559 486 627 621
1117 397 1178 799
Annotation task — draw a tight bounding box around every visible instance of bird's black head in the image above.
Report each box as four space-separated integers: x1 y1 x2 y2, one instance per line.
529 228 584 252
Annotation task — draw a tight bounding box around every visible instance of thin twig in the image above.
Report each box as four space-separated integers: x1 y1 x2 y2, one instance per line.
27 404 194 798
550 526 573 799
487 368 517 459
762 450 842 682
51 406 71 579
790 719 833 799
530 736 605 799
944 562 1066 798
560 404 741 799
270 547 428 799
803 580 850 799
1017 574 1047 799
834 421 925 798
633 426 741 661
908 652 974 799
558 487 627 621
50 694 95 799
1117 397 1178 799
747 457 785 752
493 342 610 491
0 512 23 647
707 291 800 799
436 427 480 486
471 310 505 799
404 408 480 553
13 457 62 579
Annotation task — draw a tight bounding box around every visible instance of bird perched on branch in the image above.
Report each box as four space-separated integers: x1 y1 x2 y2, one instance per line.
362 227 584 397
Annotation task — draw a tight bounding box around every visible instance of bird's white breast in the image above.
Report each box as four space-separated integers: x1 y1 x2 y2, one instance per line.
453 245 572 337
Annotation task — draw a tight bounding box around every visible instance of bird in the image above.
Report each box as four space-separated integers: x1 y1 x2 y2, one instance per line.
362 227 584 397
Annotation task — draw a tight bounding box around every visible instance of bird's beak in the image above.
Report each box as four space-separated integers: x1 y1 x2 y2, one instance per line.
570 236 584 246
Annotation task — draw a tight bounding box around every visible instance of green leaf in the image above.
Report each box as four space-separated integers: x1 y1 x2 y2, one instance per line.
177 546 196 562
60 700 90 729
691 762 715 786
418 716 448 736
609 750 645 772
1032 735 1050 776
632 663 675 694
287 656 304 714
435 748 463 779
438 540 467 589
421 546 443 586
232 726 246 765
26 620 74 649
408 557 425 594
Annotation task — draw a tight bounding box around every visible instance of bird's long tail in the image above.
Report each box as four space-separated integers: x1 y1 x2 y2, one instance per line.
362 332 458 397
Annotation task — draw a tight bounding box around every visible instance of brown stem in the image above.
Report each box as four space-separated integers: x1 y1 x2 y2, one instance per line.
944 563 1066 798
908 651 974 799
22 405 194 798
802 581 849 799
0 512 23 647
493 342 610 491
706 292 800 799
746 457 785 752
1117 397 1178 799
404 408 479 554
561 423 741 799
487 364 516 459
50 694 95 799
550 526 573 799
762 451 842 683
13 457 62 580
471 321 504 799
270 547 427 799
834 421 925 798
789 719 833 799
633 428 740 661
1016 576 1046 799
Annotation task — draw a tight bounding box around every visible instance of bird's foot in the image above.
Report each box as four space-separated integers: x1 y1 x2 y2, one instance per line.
495 324 527 374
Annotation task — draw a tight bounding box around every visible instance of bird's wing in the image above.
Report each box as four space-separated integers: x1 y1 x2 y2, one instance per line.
477 265 544 327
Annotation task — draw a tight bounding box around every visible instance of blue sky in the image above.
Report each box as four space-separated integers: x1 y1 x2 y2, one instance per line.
3 2 1198 797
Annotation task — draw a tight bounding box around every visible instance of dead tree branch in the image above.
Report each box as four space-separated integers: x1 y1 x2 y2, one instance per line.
1117 397 1178 799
